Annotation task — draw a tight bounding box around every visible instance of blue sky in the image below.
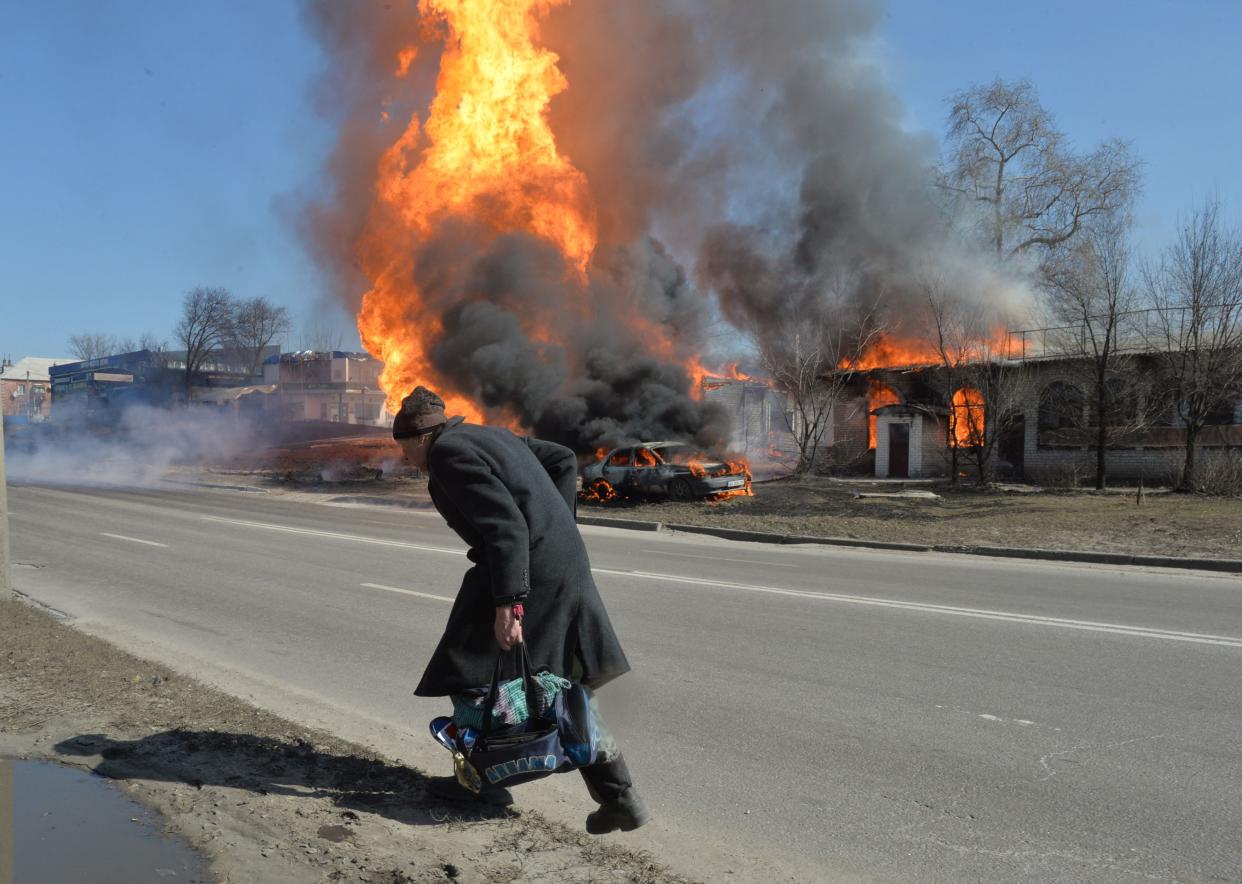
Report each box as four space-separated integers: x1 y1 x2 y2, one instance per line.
2 0 1239 361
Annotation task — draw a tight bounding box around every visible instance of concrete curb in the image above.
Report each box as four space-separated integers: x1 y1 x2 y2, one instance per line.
581 516 1242 574
163 479 270 494
303 494 1242 575
326 495 436 510
576 514 662 532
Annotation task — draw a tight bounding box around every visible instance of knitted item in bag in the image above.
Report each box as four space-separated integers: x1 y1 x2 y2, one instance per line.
451 672 572 730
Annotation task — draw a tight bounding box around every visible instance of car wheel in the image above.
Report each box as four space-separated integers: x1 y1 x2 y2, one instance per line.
668 478 694 502
588 479 618 503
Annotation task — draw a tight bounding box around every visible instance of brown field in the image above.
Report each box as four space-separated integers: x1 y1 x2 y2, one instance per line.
581 477 1242 559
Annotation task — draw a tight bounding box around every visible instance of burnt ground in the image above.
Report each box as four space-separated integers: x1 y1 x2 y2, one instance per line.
0 594 684 884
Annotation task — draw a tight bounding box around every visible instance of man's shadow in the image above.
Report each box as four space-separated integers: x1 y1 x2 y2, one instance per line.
54 730 513 826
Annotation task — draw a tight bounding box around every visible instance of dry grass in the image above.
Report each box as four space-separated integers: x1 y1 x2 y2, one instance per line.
583 477 1242 559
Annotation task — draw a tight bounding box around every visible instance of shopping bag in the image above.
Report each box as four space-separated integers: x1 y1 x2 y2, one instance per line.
453 641 577 790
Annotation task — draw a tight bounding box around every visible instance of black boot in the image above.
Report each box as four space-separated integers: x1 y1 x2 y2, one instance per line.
586 786 650 834
581 756 650 834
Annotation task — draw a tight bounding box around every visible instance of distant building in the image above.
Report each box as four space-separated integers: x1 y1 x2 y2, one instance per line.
49 346 278 423
261 350 389 426
46 347 388 428
1 356 70 423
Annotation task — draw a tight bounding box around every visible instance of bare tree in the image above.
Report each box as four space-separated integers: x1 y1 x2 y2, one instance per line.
924 284 1028 485
174 287 235 397
1046 220 1155 488
116 332 169 356
941 78 1140 277
67 333 119 362
1142 198 1242 490
229 297 289 378
299 317 347 353
952 356 1029 486
926 283 986 483
759 305 884 475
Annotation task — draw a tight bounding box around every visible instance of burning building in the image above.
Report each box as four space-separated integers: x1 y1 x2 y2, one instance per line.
301 1 1031 459
824 325 1242 482
699 368 798 477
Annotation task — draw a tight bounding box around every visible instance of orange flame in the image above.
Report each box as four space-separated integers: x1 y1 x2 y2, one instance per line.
635 447 660 468
355 0 596 418
951 386 985 447
395 46 418 78
704 458 754 501
579 478 617 504
867 380 901 449
696 361 769 395
845 331 1014 372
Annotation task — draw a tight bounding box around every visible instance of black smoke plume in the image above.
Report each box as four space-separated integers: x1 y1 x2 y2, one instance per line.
300 1 1026 452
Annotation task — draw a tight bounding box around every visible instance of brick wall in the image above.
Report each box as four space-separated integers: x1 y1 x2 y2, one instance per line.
835 358 1240 481
702 379 799 459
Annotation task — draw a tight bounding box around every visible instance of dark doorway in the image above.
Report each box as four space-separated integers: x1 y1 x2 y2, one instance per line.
998 414 1026 479
888 423 910 478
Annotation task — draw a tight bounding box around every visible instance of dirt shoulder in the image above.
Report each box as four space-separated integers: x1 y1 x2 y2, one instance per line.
0 593 683 884
584 477 1242 559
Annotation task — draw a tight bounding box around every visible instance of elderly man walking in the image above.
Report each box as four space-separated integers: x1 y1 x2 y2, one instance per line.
393 386 649 834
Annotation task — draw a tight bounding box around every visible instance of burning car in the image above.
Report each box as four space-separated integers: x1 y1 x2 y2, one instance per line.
579 442 752 502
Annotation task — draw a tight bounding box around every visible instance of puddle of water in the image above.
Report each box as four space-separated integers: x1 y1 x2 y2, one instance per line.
1 758 207 883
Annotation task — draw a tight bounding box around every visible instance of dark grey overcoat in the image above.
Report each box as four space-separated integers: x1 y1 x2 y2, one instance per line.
413 417 630 697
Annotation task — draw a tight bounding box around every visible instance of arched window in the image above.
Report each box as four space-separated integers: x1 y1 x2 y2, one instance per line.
1038 381 1085 432
951 387 985 447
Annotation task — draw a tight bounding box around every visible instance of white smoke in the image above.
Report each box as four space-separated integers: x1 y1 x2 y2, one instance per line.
6 405 262 490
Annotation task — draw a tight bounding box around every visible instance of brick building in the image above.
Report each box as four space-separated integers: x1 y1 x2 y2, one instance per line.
831 355 1242 481
1 356 70 423
260 351 389 426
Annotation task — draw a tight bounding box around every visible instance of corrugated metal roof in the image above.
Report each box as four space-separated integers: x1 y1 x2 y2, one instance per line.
0 357 73 382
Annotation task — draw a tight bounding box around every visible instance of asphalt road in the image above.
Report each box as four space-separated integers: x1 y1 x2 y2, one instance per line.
7 482 1242 882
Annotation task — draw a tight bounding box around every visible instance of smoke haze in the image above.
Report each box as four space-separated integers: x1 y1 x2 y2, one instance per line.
6 406 262 489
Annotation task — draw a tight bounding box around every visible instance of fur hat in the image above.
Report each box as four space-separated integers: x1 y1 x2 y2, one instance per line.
392 386 447 439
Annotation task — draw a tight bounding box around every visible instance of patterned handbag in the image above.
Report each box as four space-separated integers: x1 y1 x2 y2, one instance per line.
429 641 603 792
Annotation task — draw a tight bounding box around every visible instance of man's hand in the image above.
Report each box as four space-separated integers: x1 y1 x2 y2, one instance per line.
494 604 524 650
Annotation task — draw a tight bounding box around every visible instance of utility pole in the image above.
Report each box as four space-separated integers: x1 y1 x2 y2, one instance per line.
0 756 11 884
0 408 9 597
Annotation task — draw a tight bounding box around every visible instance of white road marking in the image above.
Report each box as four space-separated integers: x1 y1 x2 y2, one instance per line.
360 582 455 603
640 549 796 568
593 567 1242 649
200 515 465 556
100 532 168 548
196 514 1242 648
